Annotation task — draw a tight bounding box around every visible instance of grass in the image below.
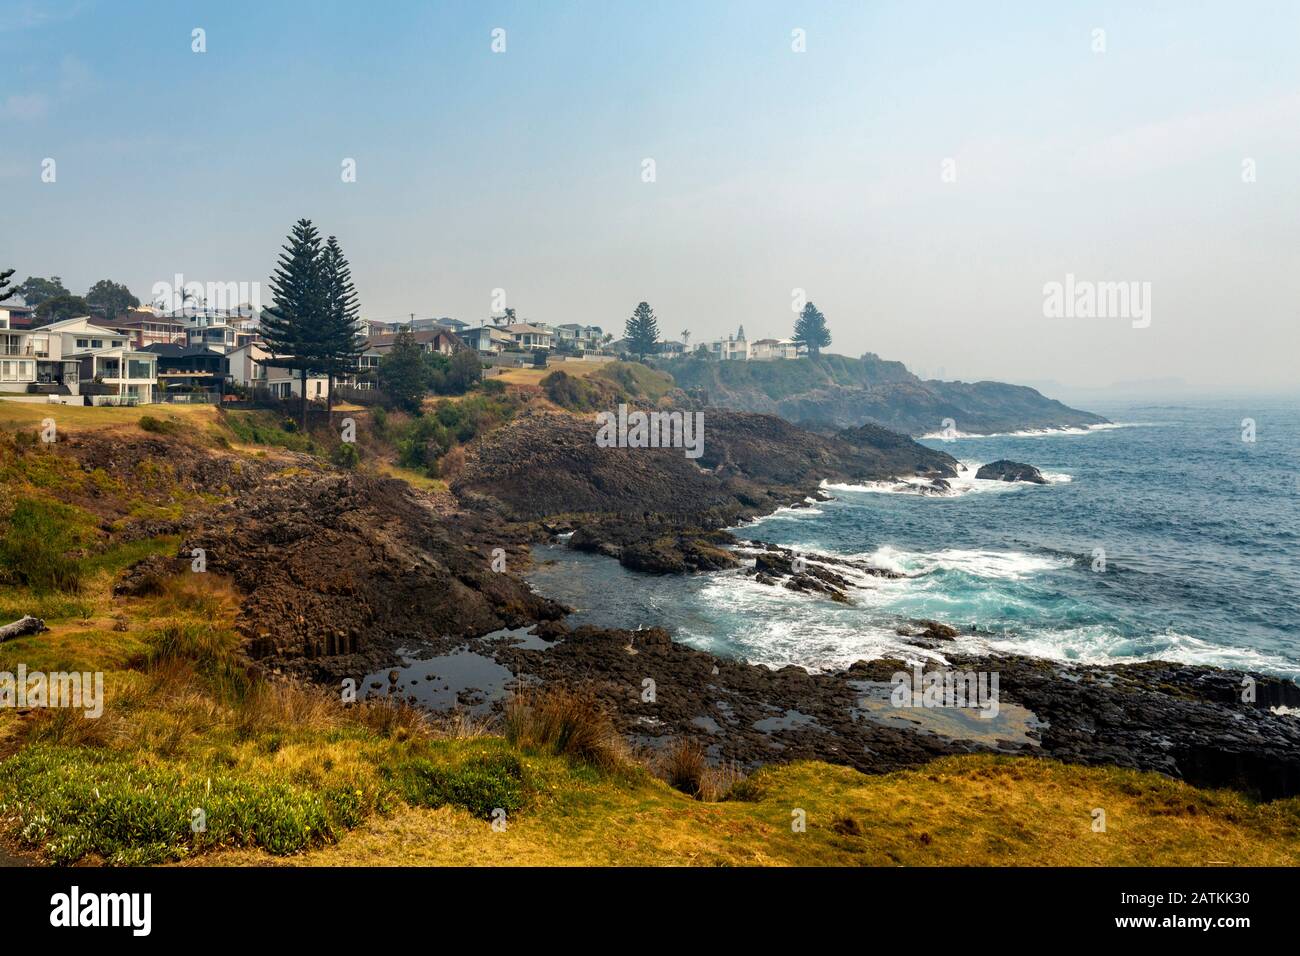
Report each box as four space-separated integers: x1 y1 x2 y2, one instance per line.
0 399 217 434
188 753 1300 868
503 687 628 771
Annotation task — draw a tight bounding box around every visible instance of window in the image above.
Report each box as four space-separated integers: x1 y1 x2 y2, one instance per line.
127 359 153 380
0 360 34 383
91 339 103 349
76 338 89 349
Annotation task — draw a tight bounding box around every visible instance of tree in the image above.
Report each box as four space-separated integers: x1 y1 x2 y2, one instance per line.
793 302 831 357
261 219 327 427
15 276 69 307
85 280 140 322
34 294 89 325
379 328 428 412
624 301 660 361
681 329 690 350
319 236 364 416
0 269 14 302
447 349 484 393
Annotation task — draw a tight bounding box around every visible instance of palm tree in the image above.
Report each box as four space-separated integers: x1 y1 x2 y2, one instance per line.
681 329 690 349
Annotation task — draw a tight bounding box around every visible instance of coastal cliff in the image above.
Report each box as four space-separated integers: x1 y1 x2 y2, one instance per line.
667 353 1108 435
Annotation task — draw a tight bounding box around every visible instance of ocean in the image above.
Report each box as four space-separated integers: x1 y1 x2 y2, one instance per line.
527 399 1300 681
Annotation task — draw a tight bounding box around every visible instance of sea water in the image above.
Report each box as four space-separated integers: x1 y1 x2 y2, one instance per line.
527 399 1300 681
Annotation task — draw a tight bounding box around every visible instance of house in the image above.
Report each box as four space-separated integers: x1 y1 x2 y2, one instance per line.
32 316 158 403
0 303 35 329
223 342 270 390
500 323 554 350
0 307 48 397
105 308 187 348
749 338 800 360
181 310 243 353
142 343 226 395
335 346 381 391
707 326 750 361
462 325 514 355
554 323 605 351
264 365 329 401
365 328 463 357
223 341 331 399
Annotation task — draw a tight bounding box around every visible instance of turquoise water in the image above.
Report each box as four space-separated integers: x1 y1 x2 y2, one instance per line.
527 399 1300 680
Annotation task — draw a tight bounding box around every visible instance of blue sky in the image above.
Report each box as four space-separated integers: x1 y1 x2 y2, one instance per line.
3 0 1298 393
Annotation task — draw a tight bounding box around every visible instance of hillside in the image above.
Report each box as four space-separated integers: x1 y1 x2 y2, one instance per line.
667 353 1108 435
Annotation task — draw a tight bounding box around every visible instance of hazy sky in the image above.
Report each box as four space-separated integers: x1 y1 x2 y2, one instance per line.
3 1 1298 395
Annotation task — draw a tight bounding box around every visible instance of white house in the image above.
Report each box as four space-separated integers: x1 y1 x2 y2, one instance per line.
554 323 605 351
707 326 750 361
224 341 329 400
749 338 800 360
1 314 158 404
500 323 554 350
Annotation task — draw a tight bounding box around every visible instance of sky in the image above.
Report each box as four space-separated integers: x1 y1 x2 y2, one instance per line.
2 0 1298 396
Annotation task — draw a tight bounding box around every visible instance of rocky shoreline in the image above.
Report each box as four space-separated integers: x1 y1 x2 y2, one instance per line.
92 407 1300 800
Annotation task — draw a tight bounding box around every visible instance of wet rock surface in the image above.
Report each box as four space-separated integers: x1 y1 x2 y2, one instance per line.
493 631 1300 798
975 459 1048 484
88 415 1300 799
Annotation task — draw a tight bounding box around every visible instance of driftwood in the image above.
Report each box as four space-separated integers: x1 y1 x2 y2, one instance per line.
0 616 47 642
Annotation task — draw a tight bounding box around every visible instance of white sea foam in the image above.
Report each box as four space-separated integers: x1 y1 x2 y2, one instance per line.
918 422 1141 440
962 626 1300 680
862 545 1074 579
821 461 1070 498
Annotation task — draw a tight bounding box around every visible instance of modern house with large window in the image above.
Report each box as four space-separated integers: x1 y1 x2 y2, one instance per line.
0 314 158 403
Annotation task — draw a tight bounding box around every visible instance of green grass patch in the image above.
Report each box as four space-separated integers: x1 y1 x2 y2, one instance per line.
388 744 527 819
0 498 91 592
0 744 363 864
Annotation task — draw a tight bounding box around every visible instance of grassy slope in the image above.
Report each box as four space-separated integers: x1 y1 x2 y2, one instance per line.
1 400 1298 867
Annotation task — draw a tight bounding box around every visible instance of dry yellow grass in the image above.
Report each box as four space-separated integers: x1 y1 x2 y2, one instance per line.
188 754 1300 867
0 398 218 433
490 362 604 387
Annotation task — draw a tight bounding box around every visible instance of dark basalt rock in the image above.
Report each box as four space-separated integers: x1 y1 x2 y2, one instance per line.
975 459 1048 484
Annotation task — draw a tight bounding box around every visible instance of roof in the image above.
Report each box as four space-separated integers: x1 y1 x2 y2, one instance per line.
502 323 552 336
39 317 129 336
366 328 463 348
140 344 226 358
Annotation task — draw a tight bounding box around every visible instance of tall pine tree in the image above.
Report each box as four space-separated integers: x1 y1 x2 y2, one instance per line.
793 302 831 357
320 236 365 416
261 219 327 426
625 301 660 361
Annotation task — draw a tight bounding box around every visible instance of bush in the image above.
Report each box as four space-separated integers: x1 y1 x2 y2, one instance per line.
0 744 356 864
330 442 359 469
395 394 518 475
138 415 180 435
662 738 707 797
503 688 626 770
390 749 526 819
